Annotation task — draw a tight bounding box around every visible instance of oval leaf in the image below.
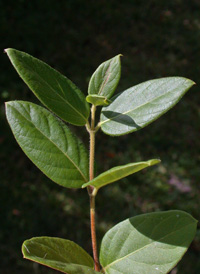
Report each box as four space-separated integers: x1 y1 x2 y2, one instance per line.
5 48 90 126
100 77 195 135
22 237 99 274
6 101 89 188
100 210 197 274
88 55 122 99
82 159 160 190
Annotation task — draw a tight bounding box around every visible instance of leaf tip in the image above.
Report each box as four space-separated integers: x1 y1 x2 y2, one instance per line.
148 159 161 166
5 101 14 109
113 53 123 59
181 77 196 87
187 78 196 87
4 101 10 108
4 48 13 55
116 54 123 61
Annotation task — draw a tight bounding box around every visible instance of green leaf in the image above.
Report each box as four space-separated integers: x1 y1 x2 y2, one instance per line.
5 48 90 126
100 210 197 274
88 55 121 99
100 77 195 136
82 159 160 190
86 95 111 106
6 101 89 188
22 237 99 274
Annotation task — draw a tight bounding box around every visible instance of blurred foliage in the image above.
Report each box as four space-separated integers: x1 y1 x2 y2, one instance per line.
0 0 200 273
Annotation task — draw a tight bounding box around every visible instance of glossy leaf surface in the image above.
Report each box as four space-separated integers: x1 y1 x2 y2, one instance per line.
5 48 90 126
88 55 121 99
82 159 160 190
6 101 89 188
100 77 195 135
22 237 99 274
100 210 197 274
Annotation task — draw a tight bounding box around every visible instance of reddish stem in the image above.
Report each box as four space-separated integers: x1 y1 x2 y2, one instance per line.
90 194 100 271
88 105 100 271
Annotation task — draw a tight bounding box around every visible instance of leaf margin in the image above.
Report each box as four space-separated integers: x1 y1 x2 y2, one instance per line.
22 236 99 274
5 48 90 126
100 210 198 274
88 54 122 99
5 100 89 189
100 77 195 136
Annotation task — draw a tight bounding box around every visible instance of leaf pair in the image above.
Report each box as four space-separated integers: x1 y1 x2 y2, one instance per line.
6 101 159 189
22 210 197 274
86 50 195 136
5 49 91 188
5 49 122 122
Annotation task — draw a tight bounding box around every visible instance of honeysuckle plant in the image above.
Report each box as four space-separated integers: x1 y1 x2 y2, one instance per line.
5 48 197 274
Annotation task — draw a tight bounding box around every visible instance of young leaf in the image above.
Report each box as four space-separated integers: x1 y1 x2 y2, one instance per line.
22 237 99 274
5 48 90 126
82 159 160 190
100 210 197 274
6 101 89 188
86 95 111 106
88 55 121 100
100 77 195 135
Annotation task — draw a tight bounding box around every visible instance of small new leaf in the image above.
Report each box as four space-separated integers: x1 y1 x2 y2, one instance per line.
22 237 99 274
6 101 89 188
86 95 111 106
100 210 197 274
100 77 195 135
88 55 122 99
82 159 160 190
5 48 90 126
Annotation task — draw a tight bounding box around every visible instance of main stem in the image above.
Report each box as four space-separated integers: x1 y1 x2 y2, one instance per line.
89 105 100 272
89 105 96 182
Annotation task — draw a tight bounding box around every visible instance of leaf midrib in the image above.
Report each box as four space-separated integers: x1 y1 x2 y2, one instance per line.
100 79 189 126
10 104 88 182
98 60 113 96
28 66 87 121
103 222 193 271
11 52 87 122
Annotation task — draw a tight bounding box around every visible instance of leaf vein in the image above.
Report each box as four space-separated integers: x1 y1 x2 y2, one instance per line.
103 222 193 271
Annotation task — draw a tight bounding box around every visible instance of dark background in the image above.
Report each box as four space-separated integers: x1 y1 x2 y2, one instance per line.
1 0 200 273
